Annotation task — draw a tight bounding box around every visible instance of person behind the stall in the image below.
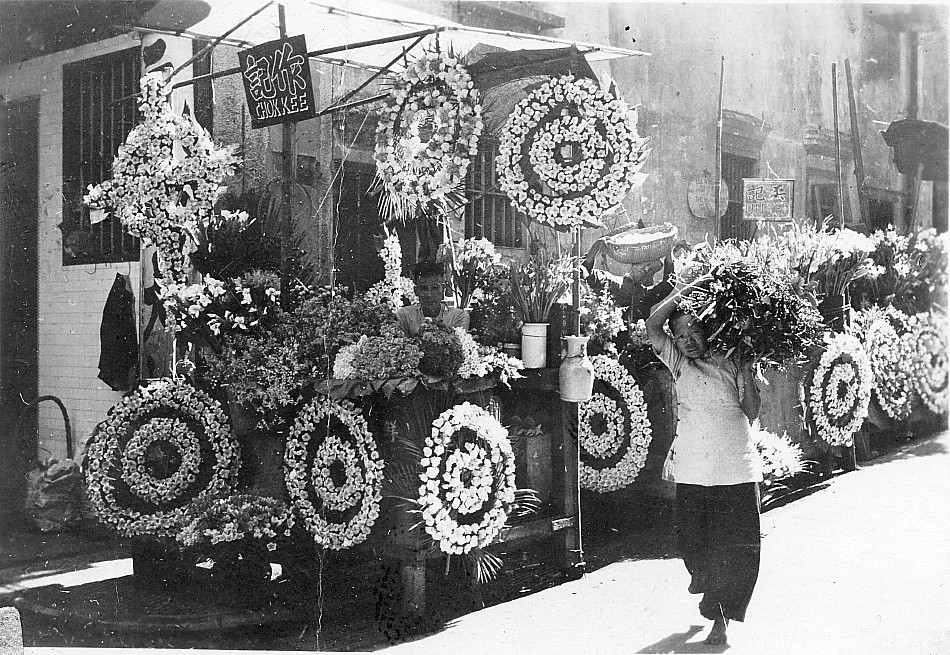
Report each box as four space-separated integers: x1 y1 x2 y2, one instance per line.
396 260 470 336
582 238 675 325
645 278 762 647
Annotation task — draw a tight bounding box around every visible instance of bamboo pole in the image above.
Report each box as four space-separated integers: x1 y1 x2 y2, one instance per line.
832 63 846 228
279 3 296 307
845 59 870 226
714 55 725 240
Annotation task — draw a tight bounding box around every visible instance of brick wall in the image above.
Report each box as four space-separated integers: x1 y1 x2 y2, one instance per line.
1 34 142 461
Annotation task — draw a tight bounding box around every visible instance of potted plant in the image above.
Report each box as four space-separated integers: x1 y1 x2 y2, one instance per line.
508 248 574 368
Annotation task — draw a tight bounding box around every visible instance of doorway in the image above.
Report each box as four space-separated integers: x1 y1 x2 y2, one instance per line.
0 97 39 503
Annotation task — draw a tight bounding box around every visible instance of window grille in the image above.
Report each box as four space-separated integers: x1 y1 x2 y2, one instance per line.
464 140 525 249
61 48 141 265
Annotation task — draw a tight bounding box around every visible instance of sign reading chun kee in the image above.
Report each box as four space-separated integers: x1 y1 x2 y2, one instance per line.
239 35 316 128
742 179 794 221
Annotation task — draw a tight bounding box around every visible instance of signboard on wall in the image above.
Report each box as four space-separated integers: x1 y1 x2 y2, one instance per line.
687 171 729 219
239 35 317 128
742 179 795 221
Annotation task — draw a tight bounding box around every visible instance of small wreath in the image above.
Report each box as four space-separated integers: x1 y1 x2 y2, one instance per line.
418 402 516 555
857 312 915 420
496 75 648 231
85 378 241 538
285 397 384 550
579 355 653 493
907 311 948 414
807 333 873 446
374 50 483 220
84 72 239 280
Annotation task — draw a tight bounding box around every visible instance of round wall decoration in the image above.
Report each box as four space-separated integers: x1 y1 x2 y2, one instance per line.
687 170 730 219
806 332 873 446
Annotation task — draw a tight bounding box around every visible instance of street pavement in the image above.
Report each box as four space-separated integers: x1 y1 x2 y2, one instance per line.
378 429 950 655
13 429 950 655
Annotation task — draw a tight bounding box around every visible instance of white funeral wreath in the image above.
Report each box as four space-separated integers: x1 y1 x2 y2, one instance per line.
285 397 384 550
579 355 653 493
807 332 873 446
85 378 240 538
418 402 516 555
496 75 648 231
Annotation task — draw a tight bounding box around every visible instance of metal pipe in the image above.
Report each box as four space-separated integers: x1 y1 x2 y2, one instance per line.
845 59 870 226
832 62 846 227
714 55 724 240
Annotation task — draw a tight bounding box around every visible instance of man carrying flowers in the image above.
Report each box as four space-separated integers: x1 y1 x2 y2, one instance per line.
583 239 676 328
396 261 470 336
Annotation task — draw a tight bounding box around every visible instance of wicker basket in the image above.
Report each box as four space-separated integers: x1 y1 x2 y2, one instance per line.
603 223 678 264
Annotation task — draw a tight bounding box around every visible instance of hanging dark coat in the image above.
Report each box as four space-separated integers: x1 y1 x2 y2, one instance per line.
98 273 139 391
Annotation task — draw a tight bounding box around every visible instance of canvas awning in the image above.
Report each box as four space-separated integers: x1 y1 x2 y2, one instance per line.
133 0 649 74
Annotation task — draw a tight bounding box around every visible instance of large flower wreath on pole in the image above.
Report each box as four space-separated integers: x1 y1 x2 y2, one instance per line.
579 355 653 493
496 75 649 231
806 332 873 447
84 72 239 281
84 378 241 538
374 49 483 223
417 402 516 555
285 397 384 550
906 310 948 414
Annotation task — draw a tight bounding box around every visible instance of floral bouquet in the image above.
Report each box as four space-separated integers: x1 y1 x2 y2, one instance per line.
508 248 574 324
468 269 522 346
675 246 824 367
455 328 524 387
416 319 465 378
332 324 423 380
580 282 625 356
444 238 504 310
159 270 282 355
364 230 417 311
176 493 294 553
750 420 807 486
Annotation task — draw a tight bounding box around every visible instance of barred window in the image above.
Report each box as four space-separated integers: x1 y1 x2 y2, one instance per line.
61 47 141 265
464 139 525 249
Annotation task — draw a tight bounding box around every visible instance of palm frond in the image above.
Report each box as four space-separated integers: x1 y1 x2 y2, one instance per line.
510 488 542 519
465 547 505 584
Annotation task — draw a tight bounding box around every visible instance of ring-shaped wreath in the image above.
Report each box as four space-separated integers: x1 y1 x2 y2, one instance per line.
907 311 948 414
496 75 648 231
285 397 384 550
84 378 241 538
374 50 482 221
857 311 915 421
579 355 653 493
418 402 516 555
807 333 873 446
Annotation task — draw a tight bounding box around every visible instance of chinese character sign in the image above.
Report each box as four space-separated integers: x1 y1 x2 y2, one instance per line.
239 35 316 128
742 179 794 221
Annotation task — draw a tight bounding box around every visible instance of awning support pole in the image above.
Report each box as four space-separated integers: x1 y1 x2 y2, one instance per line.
279 3 295 307
320 33 428 115
169 1 275 79
169 27 443 91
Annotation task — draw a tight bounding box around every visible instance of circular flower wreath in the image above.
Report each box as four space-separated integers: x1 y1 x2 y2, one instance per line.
906 311 948 414
497 75 648 231
85 378 241 538
418 402 516 555
579 355 653 493
285 397 384 550
374 50 482 219
858 312 915 421
84 72 239 280
807 333 873 446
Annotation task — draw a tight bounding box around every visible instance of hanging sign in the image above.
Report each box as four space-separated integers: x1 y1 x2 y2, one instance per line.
742 179 795 221
239 35 316 128
687 171 729 219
